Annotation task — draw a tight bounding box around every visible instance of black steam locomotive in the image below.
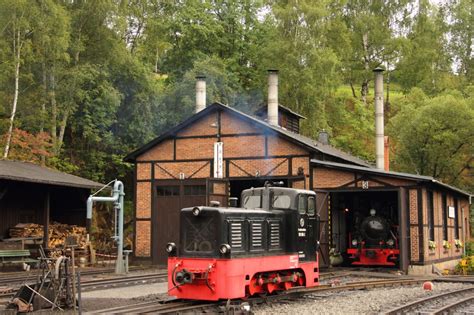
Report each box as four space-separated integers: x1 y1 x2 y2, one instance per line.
347 209 399 266
166 185 320 301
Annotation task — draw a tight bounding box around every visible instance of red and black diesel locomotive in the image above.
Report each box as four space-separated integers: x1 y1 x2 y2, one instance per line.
347 209 399 266
166 185 320 301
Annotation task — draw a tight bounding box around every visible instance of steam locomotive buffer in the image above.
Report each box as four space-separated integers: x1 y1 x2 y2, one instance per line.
166 185 320 301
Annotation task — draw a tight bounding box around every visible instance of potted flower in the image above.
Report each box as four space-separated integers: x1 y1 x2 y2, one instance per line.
454 239 463 249
429 240 437 250
443 240 451 249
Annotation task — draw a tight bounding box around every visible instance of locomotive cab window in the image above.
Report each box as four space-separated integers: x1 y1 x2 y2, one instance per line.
298 195 307 214
272 193 291 209
308 196 315 216
243 194 261 209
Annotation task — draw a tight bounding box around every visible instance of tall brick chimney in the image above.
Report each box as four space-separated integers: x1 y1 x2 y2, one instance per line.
267 70 279 126
195 75 206 113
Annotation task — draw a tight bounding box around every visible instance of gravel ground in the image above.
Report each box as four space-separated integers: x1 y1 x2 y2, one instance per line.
253 282 474 314
81 281 169 299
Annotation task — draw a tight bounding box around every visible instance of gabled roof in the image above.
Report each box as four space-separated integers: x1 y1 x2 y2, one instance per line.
0 160 103 189
124 102 372 168
312 159 472 198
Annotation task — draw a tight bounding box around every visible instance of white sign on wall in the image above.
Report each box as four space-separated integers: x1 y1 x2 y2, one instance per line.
214 142 223 178
448 206 455 218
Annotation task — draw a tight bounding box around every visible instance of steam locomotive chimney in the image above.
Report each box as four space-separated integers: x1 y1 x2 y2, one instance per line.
267 70 279 126
374 67 384 170
195 75 206 113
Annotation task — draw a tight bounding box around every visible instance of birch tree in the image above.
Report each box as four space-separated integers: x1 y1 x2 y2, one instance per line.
0 0 38 158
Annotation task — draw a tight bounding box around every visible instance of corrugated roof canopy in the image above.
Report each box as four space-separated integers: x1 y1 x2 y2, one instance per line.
0 160 103 189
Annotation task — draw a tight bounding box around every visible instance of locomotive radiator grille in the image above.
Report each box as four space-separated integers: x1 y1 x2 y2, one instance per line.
230 222 243 248
269 221 280 247
251 222 263 248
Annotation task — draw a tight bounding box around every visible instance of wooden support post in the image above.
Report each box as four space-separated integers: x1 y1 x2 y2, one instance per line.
43 191 50 249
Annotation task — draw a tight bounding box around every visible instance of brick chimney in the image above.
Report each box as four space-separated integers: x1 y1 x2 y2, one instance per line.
384 136 390 171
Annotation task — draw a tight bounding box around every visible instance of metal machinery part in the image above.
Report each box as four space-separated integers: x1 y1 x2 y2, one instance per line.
8 247 77 312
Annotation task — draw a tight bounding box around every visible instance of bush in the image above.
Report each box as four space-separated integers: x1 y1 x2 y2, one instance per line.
466 241 474 256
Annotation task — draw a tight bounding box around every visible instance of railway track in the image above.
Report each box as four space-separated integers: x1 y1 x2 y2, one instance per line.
0 271 168 303
88 277 434 314
87 299 215 314
0 266 146 286
384 286 474 314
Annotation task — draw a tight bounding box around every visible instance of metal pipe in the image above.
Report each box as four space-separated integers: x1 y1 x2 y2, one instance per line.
195 75 206 113
86 180 125 274
267 70 279 126
374 67 384 169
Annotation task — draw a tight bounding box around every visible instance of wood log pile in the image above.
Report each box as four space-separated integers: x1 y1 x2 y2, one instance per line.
8 223 43 238
9 222 87 248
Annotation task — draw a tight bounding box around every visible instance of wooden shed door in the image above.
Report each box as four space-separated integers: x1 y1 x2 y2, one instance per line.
154 181 208 265
315 190 330 268
155 184 181 265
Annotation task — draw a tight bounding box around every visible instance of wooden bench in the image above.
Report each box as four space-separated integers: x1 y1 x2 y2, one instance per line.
0 250 38 266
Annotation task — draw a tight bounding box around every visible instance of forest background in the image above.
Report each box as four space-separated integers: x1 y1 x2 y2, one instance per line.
0 0 472 205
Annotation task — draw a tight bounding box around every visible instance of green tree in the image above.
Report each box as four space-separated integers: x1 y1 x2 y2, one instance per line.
389 92 474 190
0 0 39 158
394 1 452 94
447 0 473 83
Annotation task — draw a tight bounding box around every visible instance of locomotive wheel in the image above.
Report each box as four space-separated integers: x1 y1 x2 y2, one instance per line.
248 277 264 296
248 270 305 296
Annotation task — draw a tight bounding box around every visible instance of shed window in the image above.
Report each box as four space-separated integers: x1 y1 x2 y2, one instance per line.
454 199 459 239
184 185 206 196
156 186 179 196
427 191 434 241
442 194 448 240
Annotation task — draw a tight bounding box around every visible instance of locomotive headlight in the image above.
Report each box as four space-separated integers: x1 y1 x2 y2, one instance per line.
166 242 176 253
192 207 201 216
352 239 358 246
387 239 395 247
219 244 231 255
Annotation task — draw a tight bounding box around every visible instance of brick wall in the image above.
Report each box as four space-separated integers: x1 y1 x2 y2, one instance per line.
177 113 217 137
136 220 151 257
223 136 266 158
136 182 151 219
267 135 306 156
220 111 259 134
409 189 420 261
137 163 151 180
313 167 354 188
137 139 173 161
176 138 215 160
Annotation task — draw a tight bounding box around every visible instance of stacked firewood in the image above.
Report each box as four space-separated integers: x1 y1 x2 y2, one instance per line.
9 222 87 248
9 223 43 238
48 222 87 248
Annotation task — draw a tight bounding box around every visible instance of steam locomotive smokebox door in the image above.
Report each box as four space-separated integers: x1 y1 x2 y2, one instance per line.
297 193 317 261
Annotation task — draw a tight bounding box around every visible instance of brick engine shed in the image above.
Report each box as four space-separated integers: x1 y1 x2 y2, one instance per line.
125 74 471 274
